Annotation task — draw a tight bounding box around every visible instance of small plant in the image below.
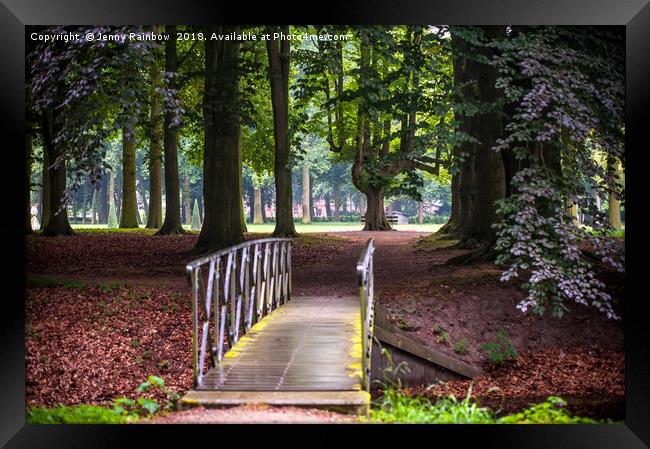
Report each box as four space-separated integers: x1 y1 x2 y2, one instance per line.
454 338 469 355
481 330 518 364
396 317 419 331
142 348 153 360
159 359 171 370
434 325 450 344
129 338 140 348
498 396 600 424
26 404 132 424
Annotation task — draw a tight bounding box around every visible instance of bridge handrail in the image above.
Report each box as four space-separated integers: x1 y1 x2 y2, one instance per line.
356 238 375 391
186 237 293 387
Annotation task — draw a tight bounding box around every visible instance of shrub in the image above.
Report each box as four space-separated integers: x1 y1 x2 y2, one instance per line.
481 330 518 364
191 199 202 230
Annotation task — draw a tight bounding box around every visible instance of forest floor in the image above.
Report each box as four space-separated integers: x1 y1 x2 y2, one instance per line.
25 228 624 422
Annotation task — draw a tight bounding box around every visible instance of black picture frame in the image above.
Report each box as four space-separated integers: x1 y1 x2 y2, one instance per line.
2 0 649 447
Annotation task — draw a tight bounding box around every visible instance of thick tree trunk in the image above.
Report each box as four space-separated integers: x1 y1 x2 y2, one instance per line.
41 108 74 236
139 179 149 224
333 183 340 221
193 25 245 254
119 127 140 228
147 53 164 229
267 26 298 238
363 188 391 231
156 25 186 235
445 26 506 250
302 164 310 224
26 122 34 234
253 186 264 224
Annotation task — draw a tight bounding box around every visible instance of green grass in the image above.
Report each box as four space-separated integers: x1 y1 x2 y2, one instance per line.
369 388 608 424
26 404 135 424
71 222 443 234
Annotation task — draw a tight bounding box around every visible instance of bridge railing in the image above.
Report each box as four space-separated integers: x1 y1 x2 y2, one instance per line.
357 238 375 391
186 238 293 387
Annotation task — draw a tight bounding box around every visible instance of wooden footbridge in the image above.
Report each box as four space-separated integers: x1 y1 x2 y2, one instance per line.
179 237 479 416
179 238 376 415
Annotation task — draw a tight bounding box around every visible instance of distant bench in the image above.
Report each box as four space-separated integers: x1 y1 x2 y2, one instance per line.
361 214 399 225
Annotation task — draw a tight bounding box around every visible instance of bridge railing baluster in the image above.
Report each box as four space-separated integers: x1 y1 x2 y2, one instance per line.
357 239 376 392
186 238 293 388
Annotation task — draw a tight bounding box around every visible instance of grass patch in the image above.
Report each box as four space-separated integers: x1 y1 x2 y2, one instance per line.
414 233 459 250
26 404 134 424
369 388 608 424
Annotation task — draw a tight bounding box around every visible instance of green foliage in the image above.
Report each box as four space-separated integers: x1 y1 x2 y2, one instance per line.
370 390 604 424
107 201 118 229
497 396 600 424
26 404 132 424
481 330 518 364
454 338 469 354
434 325 451 344
371 386 494 424
191 199 202 230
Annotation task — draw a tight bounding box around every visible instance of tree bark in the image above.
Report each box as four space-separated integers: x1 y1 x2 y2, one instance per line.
363 188 391 230
302 163 311 224
41 108 74 236
81 178 87 225
445 26 506 250
98 172 108 223
193 25 245 254
324 193 331 219
253 186 264 224
418 201 424 224
333 182 340 221
119 126 140 228
267 26 298 238
156 25 186 235
607 156 622 230
146 45 164 229
26 121 34 234
40 128 51 230
91 184 98 224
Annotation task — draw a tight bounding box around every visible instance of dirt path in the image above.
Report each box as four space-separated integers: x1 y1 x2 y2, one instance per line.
150 405 359 424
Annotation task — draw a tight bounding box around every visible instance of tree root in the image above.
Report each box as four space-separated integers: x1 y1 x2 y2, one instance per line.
445 244 498 266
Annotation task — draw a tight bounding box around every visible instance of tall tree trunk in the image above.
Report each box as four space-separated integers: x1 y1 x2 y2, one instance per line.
267 26 298 238
139 179 149 224
98 172 108 223
607 156 622 230
147 42 164 229
156 24 186 235
26 121 34 234
309 174 315 221
302 163 310 224
41 108 74 236
115 172 122 219
40 128 50 230
193 25 244 253
324 193 331 219
446 26 506 250
238 130 248 233
81 178 87 225
119 126 140 228
247 181 255 223
333 182 340 221
91 184 98 224
418 201 424 224
253 186 264 224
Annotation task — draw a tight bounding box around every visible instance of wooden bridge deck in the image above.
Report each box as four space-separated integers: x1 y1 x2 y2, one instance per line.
179 296 370 415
